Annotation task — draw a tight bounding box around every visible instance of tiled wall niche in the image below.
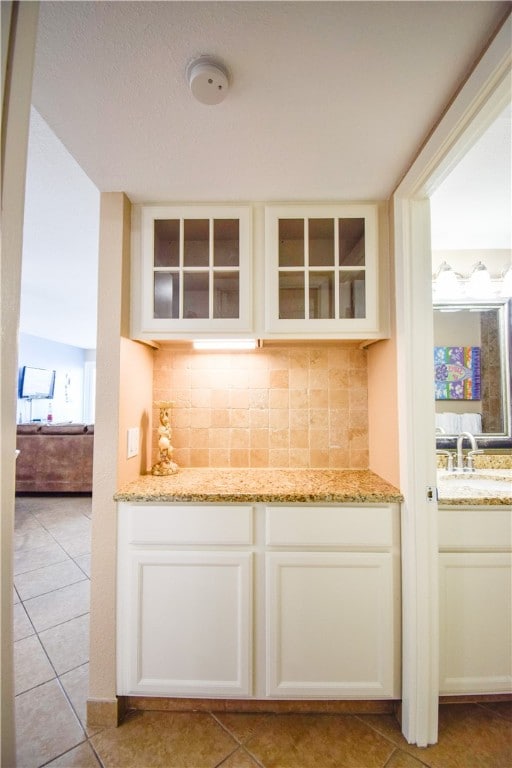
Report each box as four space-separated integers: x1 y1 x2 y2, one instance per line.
152 344 369 469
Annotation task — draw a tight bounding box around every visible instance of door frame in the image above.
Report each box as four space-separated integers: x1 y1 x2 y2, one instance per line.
393 14 511 746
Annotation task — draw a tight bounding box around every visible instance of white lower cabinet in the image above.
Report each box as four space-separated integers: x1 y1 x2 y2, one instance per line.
265 504 400 698
117 503 253 697
438 507 512 695
117 501 400 700
266 551 396 697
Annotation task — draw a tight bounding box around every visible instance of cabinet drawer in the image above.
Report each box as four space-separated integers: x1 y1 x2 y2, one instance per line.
122 503 253 545
265 505 395 547
438 508 512 551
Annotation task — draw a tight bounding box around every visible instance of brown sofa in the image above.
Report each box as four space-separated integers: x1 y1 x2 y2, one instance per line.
16 423 94 493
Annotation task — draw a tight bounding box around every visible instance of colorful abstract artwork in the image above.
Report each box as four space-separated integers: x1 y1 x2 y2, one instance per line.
434 346 481 400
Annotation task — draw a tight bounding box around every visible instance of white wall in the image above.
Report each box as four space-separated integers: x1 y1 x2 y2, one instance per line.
17 332 95 423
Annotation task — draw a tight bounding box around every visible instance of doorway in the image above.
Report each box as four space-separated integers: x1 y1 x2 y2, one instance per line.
393 19 511 748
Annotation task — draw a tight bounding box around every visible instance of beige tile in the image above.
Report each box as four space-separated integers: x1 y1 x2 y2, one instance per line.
32 506 90 529
42 514 91 539
231 409 250 429
360 705 512 768
13 586 20 604
74 553 92 578
14 509 41 531
45 741 101 767
91 711 237 768
217 748 263 768
385 750 430 768
14 539 69 575
479 701 512 722
289 449 310 467
15 559 87 600
214 713 276 744
14 525 57 553
23 579 90 632
51 529 92 558
244 713 395 768
230 449 249 467
14 634 55 694
15 679 85 768
60 663 102 736
13 602 35 641
39 613 89 674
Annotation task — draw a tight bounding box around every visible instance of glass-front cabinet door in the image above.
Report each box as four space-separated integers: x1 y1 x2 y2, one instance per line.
136 205 252 338
265 204 379 336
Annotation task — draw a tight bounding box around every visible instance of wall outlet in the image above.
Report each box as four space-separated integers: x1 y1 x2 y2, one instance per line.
127 427 139 459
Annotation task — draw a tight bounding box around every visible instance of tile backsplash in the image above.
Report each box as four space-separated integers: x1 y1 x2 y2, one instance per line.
152 344 368 469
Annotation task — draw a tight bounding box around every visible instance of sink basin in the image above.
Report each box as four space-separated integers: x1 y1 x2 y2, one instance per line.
437 469 511 499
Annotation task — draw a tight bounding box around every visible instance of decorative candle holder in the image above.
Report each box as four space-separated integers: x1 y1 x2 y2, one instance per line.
151 400 179 476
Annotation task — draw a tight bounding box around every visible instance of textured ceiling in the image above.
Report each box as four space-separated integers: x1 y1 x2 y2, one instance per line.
21 2 511 349
31 1 508 202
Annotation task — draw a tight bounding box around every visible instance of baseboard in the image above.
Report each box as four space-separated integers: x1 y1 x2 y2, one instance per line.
86 697 126 727
123 696 398 715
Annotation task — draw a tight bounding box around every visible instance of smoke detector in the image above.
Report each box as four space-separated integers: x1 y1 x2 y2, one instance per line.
187 57 229 105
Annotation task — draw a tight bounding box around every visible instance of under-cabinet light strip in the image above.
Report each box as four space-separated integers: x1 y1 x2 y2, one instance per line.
192 339 259 351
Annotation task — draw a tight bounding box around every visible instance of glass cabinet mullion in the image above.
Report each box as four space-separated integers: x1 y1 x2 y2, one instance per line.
179 219 185 319
208 219 214 319
304 218 310 320
334 218 340 320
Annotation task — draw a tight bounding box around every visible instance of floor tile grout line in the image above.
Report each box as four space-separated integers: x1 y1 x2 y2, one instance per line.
353 713 414 756
23 607 91 637
208 712 269 768
14 553 72 579
14 598 40 641
15 574 89 604
212 743 250 768
382 745 430 768
209 711 246 746
17 503 92 560
87 737 107 768
476 700 512 722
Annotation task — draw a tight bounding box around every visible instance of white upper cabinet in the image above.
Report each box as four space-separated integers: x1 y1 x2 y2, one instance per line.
131 202 388 341
265 204 384 338
132 204 253 340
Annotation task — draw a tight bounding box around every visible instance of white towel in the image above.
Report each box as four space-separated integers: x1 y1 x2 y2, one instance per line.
460 413 482 434
435 412 461 434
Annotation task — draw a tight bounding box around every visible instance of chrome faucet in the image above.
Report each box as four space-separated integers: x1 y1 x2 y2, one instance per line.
456 431 478 471
436 449 454 472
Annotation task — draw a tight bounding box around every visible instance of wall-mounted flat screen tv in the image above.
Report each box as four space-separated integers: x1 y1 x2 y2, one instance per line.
18 366 56 399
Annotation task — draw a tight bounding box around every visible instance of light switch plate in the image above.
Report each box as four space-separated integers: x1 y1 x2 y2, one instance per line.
127 427 139 459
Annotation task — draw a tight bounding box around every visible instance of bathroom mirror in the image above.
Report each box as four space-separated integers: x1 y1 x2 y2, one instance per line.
434 299 511 448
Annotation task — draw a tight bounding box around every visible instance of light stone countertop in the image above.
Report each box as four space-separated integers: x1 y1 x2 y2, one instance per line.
437 469 511 507
436 455 511 506
115 468 404 504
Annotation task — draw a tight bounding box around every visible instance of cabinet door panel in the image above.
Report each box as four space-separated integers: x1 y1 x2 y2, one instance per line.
119 551 252 697
439 552 512 694
265 204 379 336
136 204 252 337
266 552 397 698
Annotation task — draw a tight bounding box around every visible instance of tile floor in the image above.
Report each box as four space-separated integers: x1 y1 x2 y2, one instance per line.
13 495 512 768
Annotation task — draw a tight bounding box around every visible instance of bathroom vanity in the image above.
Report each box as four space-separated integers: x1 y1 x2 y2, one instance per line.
437 461 512 696
115 469 402 702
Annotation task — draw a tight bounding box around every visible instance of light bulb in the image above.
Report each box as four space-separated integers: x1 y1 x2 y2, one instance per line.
501 264 512 298
467 261 492 298
432 261 463 300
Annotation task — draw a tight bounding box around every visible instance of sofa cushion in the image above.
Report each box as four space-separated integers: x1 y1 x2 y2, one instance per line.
17 424 42 434
40 424 88 434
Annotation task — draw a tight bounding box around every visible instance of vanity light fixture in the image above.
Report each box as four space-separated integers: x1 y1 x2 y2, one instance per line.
466 261 492 298
432 261 463 300
192 339 258 351
501 264 512 297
